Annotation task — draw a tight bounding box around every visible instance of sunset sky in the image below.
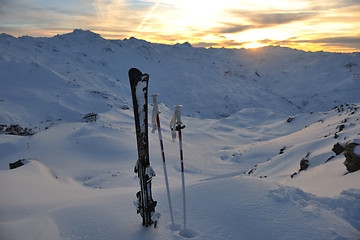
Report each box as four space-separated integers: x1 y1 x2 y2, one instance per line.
1 0 360 52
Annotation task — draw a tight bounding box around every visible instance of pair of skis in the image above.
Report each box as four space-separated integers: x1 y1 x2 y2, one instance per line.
129 68 158 227
129 68 187 229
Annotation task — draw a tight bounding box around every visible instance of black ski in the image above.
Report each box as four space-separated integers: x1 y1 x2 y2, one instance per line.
128 68 158 227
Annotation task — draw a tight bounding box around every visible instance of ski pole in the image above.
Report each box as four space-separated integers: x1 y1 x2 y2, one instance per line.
170 105 187 231
151 93 175 227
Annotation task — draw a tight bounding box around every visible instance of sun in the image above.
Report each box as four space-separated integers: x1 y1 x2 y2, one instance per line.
242 42 267 49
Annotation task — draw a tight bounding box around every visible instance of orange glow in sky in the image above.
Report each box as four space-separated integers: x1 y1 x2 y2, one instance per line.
1 0 359 52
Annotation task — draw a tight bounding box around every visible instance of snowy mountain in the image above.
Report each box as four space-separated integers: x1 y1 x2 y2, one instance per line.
0 29 360 239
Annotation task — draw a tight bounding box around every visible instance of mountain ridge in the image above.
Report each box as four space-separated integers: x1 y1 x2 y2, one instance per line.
1 29 359 125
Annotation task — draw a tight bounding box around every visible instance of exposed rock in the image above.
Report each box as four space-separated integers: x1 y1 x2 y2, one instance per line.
300 158 309 171
279 146 286 154
82 113 98 123
247 164 257 175
9 159 25 169
0 124 35 136
291 152 310 178
332 142 345 155
338 124 345 132
287 116 295 123
343 139 360 173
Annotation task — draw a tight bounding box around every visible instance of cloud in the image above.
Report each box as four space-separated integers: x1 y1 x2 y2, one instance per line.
137 0 161 30
193 39 252 48
0 0 98 36
312 36 360 44
300 36 360 50
210 11 317 35
192 42 220 48
212 8 319 35
215 23 254 34
338 0 360 7
193 39 266 49
91 0 165 35
310 0 360 10
226 8 318 25
248 12 318 25
259 36 360 52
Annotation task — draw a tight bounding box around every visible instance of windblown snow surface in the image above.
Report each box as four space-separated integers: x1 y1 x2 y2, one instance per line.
1 29 360 240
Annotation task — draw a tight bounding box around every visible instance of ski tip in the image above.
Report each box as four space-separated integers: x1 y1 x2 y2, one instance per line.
129 68 142 82
129 67 142 75
129 68 150 86
128 68 142 81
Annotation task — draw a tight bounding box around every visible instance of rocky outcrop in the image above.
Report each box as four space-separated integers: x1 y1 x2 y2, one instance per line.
344 139 360 173
0 124 34 136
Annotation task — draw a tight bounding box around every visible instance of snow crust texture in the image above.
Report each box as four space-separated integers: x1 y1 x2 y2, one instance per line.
0 29 360 240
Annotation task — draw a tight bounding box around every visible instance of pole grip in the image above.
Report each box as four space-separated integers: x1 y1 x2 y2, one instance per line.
174 105 183 125
150 93 160 114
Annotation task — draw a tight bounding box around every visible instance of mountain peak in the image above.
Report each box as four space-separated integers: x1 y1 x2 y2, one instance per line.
174 42 192 48
55 29 103 41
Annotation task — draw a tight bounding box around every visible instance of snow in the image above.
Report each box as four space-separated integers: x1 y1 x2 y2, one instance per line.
0 29 360 239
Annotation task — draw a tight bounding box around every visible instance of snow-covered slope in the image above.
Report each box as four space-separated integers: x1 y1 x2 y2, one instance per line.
0 29 359 240
1 29 359 123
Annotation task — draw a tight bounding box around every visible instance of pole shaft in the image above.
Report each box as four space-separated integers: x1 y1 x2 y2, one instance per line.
178 125 186 231
156 113 175 225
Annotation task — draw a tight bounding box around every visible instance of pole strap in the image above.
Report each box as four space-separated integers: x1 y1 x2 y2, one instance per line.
170 111 177 142
170 105 185 142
